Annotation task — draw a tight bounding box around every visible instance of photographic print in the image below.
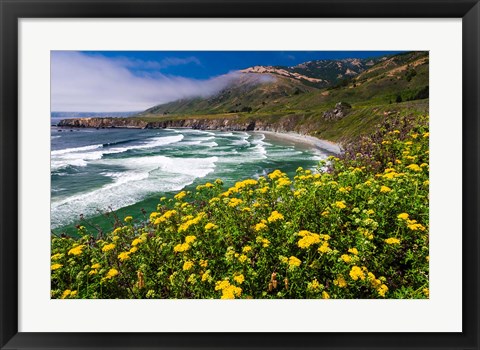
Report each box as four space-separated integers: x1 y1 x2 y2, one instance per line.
50 50 429 299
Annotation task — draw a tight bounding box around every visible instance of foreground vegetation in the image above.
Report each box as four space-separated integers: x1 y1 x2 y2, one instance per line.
51 114 429 299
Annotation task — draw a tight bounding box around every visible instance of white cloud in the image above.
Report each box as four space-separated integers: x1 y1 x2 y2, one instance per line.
51 52 241 112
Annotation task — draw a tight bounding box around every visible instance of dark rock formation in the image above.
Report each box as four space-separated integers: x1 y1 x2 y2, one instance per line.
322 102 352 121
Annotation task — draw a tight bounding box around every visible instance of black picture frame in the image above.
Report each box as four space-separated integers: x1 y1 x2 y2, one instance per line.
1 1 479 349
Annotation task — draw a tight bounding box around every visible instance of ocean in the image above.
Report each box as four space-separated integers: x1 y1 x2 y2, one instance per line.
51 125 330 235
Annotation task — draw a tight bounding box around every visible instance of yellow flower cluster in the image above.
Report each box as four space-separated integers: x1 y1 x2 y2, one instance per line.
349 266 365 281
268 169 285 180
297 230 321 249
105 268 119 279
183 261 194 271
267 210 284 223
68 245 85 256
233 274 245 284
205 223 218 230
254 222 268 232
178 212 205 233
51 263 63 271
380 186 392 193
174 235 196 253
233 179 258 191
333 275 347 288
406 219 426 231
61 289 77 299
385 237 401 245
228 198 243 208
288 256 301 268
118 251 131 262
406 164 422 172
348 248 359 255
102 243 116 252
174 191 187 200
154 210 177 225
215 280 242 299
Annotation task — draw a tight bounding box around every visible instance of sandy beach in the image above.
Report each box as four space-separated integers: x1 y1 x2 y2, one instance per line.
255 130 343 155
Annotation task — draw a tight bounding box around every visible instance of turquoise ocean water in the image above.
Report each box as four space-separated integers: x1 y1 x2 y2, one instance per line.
51 125 331 235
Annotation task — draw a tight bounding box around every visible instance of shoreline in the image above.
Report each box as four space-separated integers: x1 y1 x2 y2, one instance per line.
254 130 343 155
54 123 343 155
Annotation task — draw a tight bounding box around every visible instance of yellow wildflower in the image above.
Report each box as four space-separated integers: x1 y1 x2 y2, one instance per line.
349 266 365 281
377 284 388 297
333 275 347 288
118 252 131 262
102 243 116 252
380 186 391 193
174 243 190 253
129 246 138 253
228 198 243 208
68 245 85 256
205 223 218 231
288 256 301 268
398 213 409 220
242 246 252 253
255 222 268 232
277 177 292 187
385 237 401 245
297 231 321 249
267 211 284 223
268 169 284 180
149 212 160 222
318 242 331 254
261 238 270 248
61 289 72 299
124 216 133 223
174 191 187 200
238 254 248 263
51 263 63 271
308 278 321 291
334 201 346 209
341 254 352 263
51 253 63 260
131 238 143 247
322 291 330 299
185 235 196 244
183 261 194 271
348 247 359 255
233 274 245 284
201 270 211 282
406 164 422 172
105 268 119 279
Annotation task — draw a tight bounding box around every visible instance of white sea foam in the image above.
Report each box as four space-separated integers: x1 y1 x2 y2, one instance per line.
51 144 103 155
51 155 218 228
50 135 184 170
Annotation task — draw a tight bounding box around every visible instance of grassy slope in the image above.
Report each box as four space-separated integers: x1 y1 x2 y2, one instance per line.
133 52 428 144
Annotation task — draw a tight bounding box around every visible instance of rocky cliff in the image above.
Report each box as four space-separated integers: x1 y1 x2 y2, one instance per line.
57 116 315 135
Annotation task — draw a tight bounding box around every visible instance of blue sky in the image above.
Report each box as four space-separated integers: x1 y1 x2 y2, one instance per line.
51 51 402 112
79 51 402 79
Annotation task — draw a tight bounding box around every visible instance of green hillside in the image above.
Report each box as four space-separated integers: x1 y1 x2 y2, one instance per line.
134 51 428 144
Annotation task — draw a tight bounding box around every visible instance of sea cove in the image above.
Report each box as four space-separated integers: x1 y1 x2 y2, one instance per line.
51 126 333 235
